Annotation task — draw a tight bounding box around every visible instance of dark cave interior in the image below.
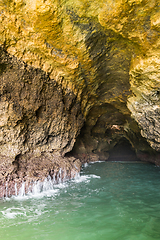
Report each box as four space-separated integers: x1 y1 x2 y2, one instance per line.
107 138 140 162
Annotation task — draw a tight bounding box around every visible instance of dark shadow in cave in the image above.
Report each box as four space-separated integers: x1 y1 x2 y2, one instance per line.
108 138 140 162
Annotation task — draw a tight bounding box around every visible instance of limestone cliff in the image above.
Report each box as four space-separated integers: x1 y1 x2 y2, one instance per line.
0 0 160 197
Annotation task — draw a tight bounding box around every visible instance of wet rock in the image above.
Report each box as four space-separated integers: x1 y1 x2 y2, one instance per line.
0 152 81 197
0 47 83 197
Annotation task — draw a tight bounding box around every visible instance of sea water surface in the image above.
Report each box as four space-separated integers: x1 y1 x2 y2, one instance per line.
0 161 160 240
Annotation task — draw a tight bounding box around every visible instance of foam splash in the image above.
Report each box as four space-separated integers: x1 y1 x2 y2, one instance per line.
72 174 100 183
13 176 61 200
1 203 48 222
1 207 26 219
83 162 89 167
4 172 101 201
0 173 101 222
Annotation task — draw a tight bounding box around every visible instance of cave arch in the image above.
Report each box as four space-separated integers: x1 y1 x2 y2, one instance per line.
107 138 139 162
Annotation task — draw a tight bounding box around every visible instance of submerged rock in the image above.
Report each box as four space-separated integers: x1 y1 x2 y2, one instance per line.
0 0 160 196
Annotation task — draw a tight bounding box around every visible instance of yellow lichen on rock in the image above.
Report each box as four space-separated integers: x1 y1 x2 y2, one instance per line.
99 0 159 50
1 0 160 197
1 0 160 160
128 52 160 151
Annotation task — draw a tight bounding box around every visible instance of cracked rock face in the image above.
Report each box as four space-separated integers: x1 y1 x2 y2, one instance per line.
0 0 160 196
0 47 83 197
128 56 160 152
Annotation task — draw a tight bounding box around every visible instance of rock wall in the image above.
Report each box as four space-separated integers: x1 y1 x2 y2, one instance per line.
0 0 160 196
0 47 83 197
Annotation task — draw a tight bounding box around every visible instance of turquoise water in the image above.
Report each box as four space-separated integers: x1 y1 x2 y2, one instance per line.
1 162 160 240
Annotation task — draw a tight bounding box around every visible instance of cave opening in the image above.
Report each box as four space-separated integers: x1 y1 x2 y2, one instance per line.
107 137 140 162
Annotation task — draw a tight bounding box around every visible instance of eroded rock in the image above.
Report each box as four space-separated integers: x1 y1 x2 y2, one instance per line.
0 0 160 196
0 47 83 197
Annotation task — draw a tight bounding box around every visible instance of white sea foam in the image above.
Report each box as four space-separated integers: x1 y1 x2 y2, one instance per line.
9 176 60 201
5 171 100 201
18 182 25 197
90 161 106 164
14 184 60 201
14 183 18 196
83 163 89 167
73 175 91 183
1 203 48 221
72 174 100 183
90 174 101 179
1 207 26 219
1 172 101 222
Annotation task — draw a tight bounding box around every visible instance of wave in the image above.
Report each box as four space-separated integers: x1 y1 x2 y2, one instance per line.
3 173 100 201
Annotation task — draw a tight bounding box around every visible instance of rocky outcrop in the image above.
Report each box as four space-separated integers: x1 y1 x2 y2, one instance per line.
0 0 160 196
0 47 83 197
